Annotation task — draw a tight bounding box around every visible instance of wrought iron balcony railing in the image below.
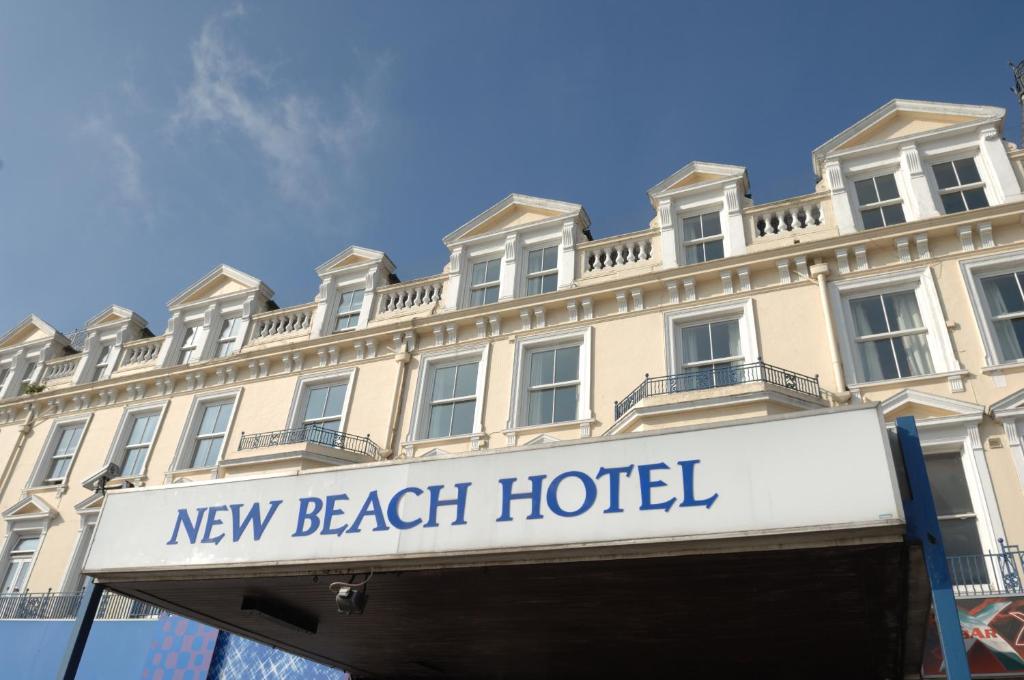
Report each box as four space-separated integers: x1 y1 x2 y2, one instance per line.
238 424 382 461
614 361 822 420
948 542 1024 597
0 589 161 620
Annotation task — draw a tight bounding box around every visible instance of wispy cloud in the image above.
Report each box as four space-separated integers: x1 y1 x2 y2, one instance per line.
81 115 152 222
172 5 378 208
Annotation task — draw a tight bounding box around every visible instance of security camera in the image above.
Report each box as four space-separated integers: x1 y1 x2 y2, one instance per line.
330 580 368 615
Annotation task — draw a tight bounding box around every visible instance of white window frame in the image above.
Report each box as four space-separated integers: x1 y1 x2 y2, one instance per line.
285 368 358 433
28 413 93 488
851 170 907 230
103 401 170 480
214 316 243 358
171 388 243 471
930 154 990 215
90 343 114 382
59 510 98 592
333 287 366 333
830 267 960 387
465 255 503 308
509 327 593 430
0 365 10 395
678 205 726 266
0 532 41 594
961 251 1024 368
18 359 39 395
522 242 560 297
407 344 490 444
176 324 201 365
663 299 760 377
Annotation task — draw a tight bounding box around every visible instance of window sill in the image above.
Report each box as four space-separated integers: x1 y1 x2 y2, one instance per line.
847 369 968 391
980 361 1024 375
408 433 481 447
503 418 596 445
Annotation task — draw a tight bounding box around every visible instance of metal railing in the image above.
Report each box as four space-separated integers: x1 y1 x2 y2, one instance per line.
0 589 162 620
238 424 382 461
948 542 1024 597
614 361 822 420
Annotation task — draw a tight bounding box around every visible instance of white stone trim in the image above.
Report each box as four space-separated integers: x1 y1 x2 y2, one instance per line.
507 327 593 429
960 250 1024 367
26 412 94 491
662 298 760 376
284 367 358 433
406 342 491 445
101 399 171 482
169 387 244 473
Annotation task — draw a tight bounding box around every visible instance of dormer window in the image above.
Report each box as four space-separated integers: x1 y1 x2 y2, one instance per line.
933 157 988 214
681 211 724 264
334 289 365 332
215 317 242 358
0 367 10 394
469 258 501 306
177 326 200 365
91 344 112 382
19 361 37 395
854 173 905 229
526 246 558 296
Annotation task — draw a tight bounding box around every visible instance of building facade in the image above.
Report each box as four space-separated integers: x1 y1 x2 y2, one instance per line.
2 98 1024 676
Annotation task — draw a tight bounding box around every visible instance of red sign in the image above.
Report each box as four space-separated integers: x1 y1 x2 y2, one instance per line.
922 597 1024 677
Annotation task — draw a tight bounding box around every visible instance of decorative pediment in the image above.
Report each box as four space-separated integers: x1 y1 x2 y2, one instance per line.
2 495 56 522
167 265 273 309
315 246 396 278
879 389 984 423
74 492 105 514
443 194 588 245
646 161 748 202
991 387 1024 420
0 314 66 352
418 447 450 458
523 433 561 446
813 99 1004 174
85 305 148 330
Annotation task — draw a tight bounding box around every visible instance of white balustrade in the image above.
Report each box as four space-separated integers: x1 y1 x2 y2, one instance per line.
250 304 315 342
42 355 80 381
120 337 164 366
582 234 653 273
747 197 827 241
377 277 445 314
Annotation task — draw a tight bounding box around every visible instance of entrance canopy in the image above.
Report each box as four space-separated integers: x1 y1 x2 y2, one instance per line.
84 407 921 677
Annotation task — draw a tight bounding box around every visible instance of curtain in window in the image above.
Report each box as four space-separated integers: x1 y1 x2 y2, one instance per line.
887 292 932 376
982 275 1024 361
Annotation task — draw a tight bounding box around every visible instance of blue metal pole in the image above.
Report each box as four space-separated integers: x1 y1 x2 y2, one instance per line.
895 415 970 680
57 577 105 680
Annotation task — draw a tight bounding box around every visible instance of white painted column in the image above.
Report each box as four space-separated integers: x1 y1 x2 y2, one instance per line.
967 425 1008 549
71 332 99 385
657 199 678 269
309 277 335 339
0 351 26 399
441 247 464 310
978 126 1024 204
723 182 747 257
899 143 940 220
156 313 183 368
557 220 576 290
498 234 518 300
356 266 378 330
1001 419 1024 493
824 160 857 235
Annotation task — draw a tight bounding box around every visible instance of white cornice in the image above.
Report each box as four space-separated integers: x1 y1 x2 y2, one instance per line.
85 305 148 331
167 264 274 310
443 194 588 246
646 161 748 206
315 246 396 278
0 314 67 352
878 388 985 418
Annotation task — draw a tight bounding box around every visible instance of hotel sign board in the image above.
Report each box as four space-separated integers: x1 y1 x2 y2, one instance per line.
85 407 904 575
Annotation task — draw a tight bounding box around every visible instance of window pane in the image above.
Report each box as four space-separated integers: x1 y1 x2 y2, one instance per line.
963 187 989 210
850 296 888 336
681 216 702 241
982 274 1024 314
681 324 713 364
924 454 975 515
874 174 899 201
858 338 899 381
933 161 957 190
527 249 544 274
123 447 147 476
432 366 457 400
882 291 923 331
141 414 159 442
486 258 501 281
324 385 346 418
860 208 884 229
993 318 1024 361
683 244 704 265
49 456 70 480
530 350 555 387
453 363 478 398
335 313 358 331
470 288 487 307
304 387 328 421
450 400 475 436
484 286 499 304
881 203 906 226
939 518 984 558
702 239 724 262
855 178 879 205
526 276 543 296
14 537 39 552
193 436 223 468
198 405 220 435
894 333 934 377
700 212 721 236
710 320 741 359
553 346 580 383
427 403 453 439
953 158 981 185
127 417 149 445
552 385 578 423
214 403 233 432
542 246 558 271
941 191 966 214
471 261 488 286
527 389 554 425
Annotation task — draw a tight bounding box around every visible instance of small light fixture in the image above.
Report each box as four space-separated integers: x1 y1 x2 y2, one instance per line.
330 572 372 616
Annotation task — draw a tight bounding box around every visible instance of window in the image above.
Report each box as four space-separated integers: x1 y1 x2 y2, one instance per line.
44 423 85 483
681 211 724 265
334 289 365 331
526 246 558 295
849 291 933 382
18 361 37 395
177 326 200 364
526 345 579 425
1 536 39 594
925 453 984 558
302 383 347 433
677 320 743 389
91 344 112 382
0 367 10 393
215 317 242 358
189 401 233 468
469 258 501 306
426 362 478 438
119 412 160 477
854 173 905 229
933 157 989 214
979 270 1024 362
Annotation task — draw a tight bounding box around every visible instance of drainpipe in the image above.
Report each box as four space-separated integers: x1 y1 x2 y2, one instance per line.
809 261 851 404
0 404 37 499
385 343 411 460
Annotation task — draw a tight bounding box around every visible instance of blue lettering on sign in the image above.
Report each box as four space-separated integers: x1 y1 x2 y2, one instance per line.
164 459 720 546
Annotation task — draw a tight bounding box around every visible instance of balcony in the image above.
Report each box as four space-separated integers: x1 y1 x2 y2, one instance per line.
948 542 1024 598
608 361 825 435
0 589 161 620
235 424 383 466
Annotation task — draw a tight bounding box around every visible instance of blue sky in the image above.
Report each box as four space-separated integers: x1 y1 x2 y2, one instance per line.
1 1 1022 335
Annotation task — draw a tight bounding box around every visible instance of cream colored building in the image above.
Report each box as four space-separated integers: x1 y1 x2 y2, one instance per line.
1 97 1024 600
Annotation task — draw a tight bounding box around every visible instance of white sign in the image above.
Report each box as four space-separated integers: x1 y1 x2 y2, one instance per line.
85 407 904 574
